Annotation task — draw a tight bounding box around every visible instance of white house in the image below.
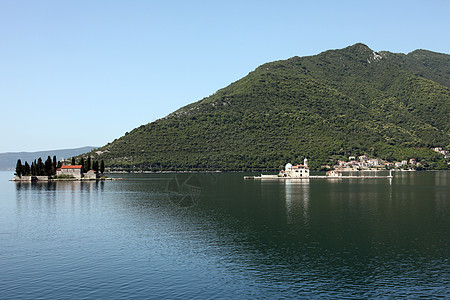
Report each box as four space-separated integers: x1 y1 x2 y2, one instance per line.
83 170 98 180
326 170 342 177
359 155 369 162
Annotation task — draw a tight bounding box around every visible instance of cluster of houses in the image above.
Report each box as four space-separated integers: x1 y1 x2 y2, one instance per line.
327 155 419 171
328 146 450 171
432 147 449 159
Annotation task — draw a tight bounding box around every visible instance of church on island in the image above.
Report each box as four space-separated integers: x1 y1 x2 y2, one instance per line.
56 165 99 179
56 165 84 179
278 158 310 178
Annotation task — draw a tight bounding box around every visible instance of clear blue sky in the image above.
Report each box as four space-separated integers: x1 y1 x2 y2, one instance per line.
1 0 449 152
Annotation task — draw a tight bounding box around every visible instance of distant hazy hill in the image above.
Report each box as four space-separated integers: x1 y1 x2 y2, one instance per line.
0 146 96 171
85 43 450 171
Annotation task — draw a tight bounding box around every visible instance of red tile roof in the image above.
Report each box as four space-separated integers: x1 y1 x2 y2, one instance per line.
61 165 83 169
292 165 309 169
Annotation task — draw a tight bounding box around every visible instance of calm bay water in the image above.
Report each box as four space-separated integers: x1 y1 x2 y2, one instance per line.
1 171 449 299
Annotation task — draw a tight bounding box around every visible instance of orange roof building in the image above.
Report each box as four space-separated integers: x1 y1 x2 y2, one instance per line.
56 165 84 179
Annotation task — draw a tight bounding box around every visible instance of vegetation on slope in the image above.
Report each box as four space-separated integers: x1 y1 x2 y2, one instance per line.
85 43 450 171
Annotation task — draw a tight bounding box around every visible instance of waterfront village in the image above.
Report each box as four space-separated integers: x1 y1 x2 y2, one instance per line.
326 147 449 172
11 147 449 181
256 147 450 180
328 155 415 171
248 158 393 179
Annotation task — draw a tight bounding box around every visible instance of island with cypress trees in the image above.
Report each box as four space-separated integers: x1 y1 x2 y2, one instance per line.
11 156 111 181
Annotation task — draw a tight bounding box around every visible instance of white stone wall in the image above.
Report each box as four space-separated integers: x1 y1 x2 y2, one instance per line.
83 170 97 179
58 169 82 179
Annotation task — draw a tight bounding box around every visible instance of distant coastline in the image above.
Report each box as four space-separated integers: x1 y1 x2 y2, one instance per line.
0 146 97 171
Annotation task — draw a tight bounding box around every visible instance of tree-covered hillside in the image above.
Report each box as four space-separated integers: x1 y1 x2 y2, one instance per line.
86 43 450 171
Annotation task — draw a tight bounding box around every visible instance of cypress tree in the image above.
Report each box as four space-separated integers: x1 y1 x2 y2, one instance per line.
44 156 52 176
79 158 85 169
72 157 76 165
31 161 36 176
52 156 57 175
86 156 91 171
24 161 30 175
33 159 37 176
37 158 44 176
93 161 99 172
100 160 105 173
15 159 23 177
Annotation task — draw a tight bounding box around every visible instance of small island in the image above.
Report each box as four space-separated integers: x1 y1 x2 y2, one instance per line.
10 156 114 181
245 158 393 180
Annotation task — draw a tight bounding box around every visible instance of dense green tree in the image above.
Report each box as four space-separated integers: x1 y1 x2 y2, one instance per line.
31 161 36 176
52 156 57 174
72 157 76 165
33 159 37 176
78 158 85 169
37 158 44 176
86 156 91 171
15 159 23 177
24 161 30 175
44 156 52 176
93 161 99 172
100 160 105 173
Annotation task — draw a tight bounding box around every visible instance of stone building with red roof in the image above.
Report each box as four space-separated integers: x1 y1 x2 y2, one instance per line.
56 165 84 179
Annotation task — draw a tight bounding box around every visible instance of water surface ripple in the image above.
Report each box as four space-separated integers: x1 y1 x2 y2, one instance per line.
1 171 449 298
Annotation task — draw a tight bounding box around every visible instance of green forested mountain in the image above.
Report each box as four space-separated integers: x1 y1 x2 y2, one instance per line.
88 43 450 171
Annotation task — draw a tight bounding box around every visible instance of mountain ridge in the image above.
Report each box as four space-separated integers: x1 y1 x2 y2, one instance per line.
84 43 449 171
0 147 97 171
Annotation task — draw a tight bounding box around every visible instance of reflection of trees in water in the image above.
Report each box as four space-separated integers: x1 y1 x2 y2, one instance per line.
15 181 104 215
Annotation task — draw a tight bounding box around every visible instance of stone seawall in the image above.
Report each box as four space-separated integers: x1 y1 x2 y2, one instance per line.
10 176 118 182
11 176 50 181
18 176 34 181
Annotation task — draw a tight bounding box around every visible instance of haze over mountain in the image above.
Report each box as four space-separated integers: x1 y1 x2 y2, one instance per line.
1 147 96 171
85 43 450 171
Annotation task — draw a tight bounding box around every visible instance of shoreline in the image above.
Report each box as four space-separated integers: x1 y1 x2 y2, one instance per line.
336 169 416 172
244 175 393 180
106 169 418 174
10 177 121 182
